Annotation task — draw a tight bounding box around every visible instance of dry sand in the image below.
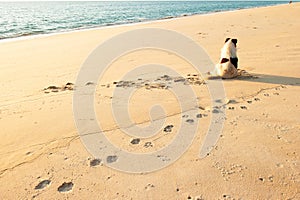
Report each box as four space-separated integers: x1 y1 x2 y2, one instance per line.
0 3 300 199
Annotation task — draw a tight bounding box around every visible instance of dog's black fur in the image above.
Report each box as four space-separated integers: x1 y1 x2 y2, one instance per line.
230 57 238 69
220 58 229 64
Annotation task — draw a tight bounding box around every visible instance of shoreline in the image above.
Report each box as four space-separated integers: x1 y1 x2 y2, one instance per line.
0 1 289 44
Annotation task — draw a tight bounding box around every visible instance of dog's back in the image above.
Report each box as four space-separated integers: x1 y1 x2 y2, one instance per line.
215 38 239 78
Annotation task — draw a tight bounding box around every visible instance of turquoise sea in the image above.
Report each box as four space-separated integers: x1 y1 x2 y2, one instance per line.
0 1 287 40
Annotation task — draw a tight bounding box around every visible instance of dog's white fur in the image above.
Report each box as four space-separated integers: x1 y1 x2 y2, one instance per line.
215 38 238 79
220 39 237 59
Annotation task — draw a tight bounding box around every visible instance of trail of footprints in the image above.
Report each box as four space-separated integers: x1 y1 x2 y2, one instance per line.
226 85 287 111
111 74 205 90
42 74 205 94
213 85 290 195
34 180 73 193
39 78 289 197
37 74 208 196
34 158 102 195
127 112 208 150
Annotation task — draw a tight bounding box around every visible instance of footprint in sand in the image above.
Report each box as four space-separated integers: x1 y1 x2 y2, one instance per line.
90 158 102 167
43 82 74 93
144 183 155 190
106 155 118 163
57 182 73 193
130 138 140 145
35 180 51 190
85 81 94 86
163 125 174 133
240 106 247 110
258 177 265 182
145 83 168 90
64 82 74 90
174 77 186 83
160 75 172 81
186 119 194 123
115 80 136 88
144 142 153 148
212 108 220 113
185 74 205 86
196 113 202 118
43 86 60 93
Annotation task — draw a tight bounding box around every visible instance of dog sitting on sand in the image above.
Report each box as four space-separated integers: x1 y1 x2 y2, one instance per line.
215 38 239 79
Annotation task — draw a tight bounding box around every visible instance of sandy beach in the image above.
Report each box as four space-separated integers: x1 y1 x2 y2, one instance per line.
0 2 300 199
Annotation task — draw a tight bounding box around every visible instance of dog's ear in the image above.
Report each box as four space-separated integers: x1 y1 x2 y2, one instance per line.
232 39 238 45
225 38 231 43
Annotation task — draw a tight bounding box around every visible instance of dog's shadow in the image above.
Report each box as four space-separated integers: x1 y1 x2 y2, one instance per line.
208 69 300 86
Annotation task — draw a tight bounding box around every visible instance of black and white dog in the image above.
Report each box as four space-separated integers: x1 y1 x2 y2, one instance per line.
215 38 239 78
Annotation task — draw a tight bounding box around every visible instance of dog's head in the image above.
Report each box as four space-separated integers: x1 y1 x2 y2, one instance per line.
225 38 238 47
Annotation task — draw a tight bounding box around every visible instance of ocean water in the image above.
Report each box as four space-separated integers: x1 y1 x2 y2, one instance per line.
0 1 286 40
